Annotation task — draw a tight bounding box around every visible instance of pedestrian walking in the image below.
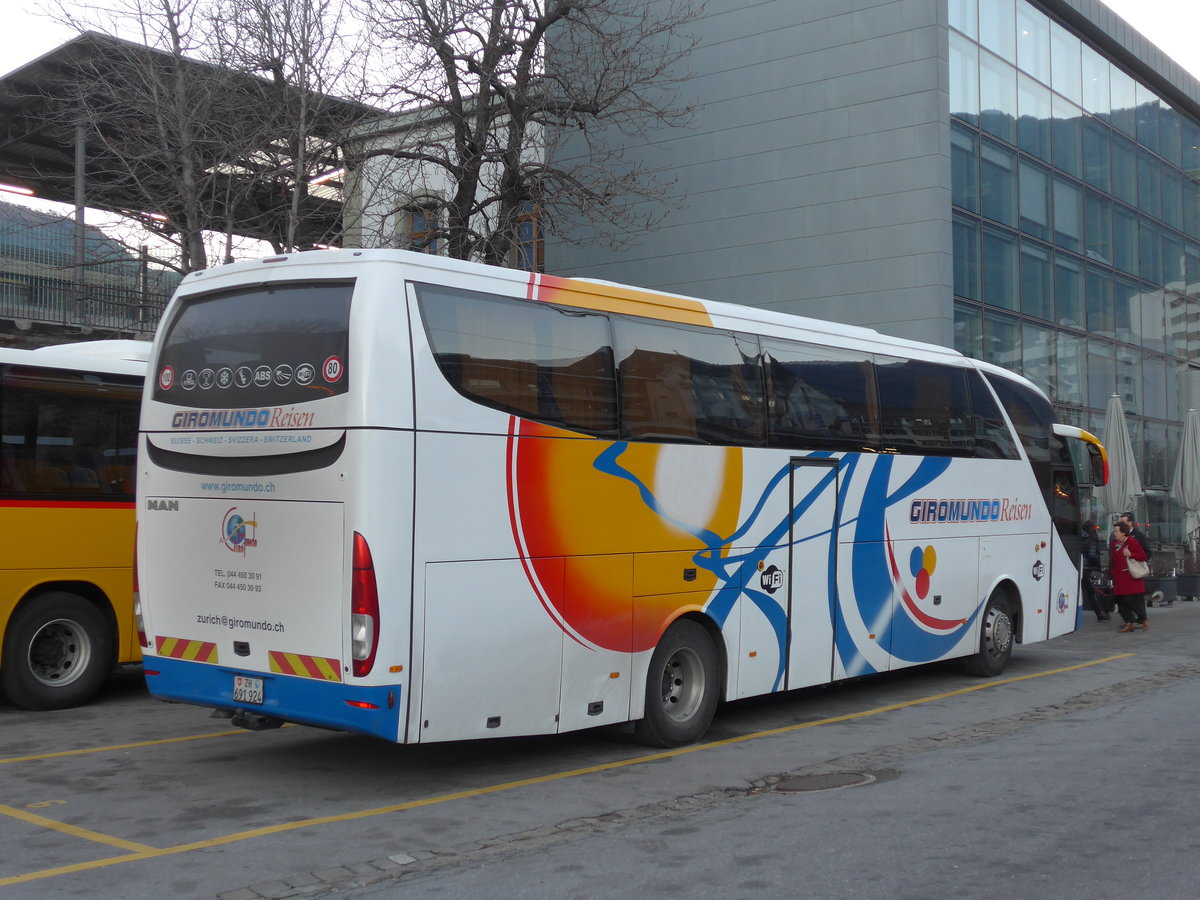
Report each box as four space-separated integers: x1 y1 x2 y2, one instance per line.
1110 520 1149 632
1081 520 1110 621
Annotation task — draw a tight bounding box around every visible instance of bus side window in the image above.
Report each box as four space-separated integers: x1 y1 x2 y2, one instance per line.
613 318 764 446
762 339 879 452
968 371 1020 460
875 359 974 457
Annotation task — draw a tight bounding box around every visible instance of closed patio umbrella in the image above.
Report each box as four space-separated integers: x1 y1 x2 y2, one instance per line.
1171 408 1200 545
1096 394 1142 520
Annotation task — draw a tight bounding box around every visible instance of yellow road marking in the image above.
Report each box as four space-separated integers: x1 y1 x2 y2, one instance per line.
0 804 156 853
0 653 1134 887
0 728 249 766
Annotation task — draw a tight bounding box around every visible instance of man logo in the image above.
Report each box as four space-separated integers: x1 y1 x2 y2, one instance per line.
1032 560 1046 581
760 564 784 594
147 499 180 511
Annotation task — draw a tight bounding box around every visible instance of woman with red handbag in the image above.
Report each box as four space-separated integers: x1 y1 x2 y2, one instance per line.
1110 520 1149 632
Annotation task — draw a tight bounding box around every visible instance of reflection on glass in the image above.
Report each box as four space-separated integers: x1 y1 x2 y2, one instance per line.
1081 44 1109 116
1140 289 1167 352
1110 133 1137 205
979 0 1016 61
981 139 1016 225
1020 241 1053 320
1139 218 1162 285
1050 21 1082 105
953 215 980 299
1018 159 1050 239
1115 276 1144 344
951 123 979 211
1113 206 1138 274
1017 74 1051 160
1022 321 1055 395
1161 103 1182 167
954 301 983 358
1186 243 1200 298
1057 331 1086 404
949 32 980 124
1185 178 1200 241
1163 232 1184 292
1051 94 1083 177
949 0 977 39
1184 120 1200 175
980 50 1017 143
1087 339 1115 408
1015 2 1049 84
1116 346 1142 414
1166 293 1189 356
1087 265 1114 336
1053 177 1082 251
1055 254 1084 327
982 225 1018 309
1083 118 1109 190
984 310 1020 369
1084 190 1111 265
1137 83 1160 154
1162 169 1182 231
1137 150 1160 219
1109 65 1137 136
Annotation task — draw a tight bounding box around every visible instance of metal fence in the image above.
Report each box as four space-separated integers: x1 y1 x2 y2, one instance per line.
0 271 167 334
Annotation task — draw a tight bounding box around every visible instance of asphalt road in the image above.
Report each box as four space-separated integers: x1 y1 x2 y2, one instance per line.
3 602 1199 899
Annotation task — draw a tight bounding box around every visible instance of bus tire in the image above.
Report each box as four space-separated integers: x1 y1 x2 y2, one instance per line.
1 592 112 710
963 591 1014 678
634 619 719 747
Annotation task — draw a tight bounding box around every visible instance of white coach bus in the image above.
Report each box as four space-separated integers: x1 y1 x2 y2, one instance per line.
136 250 1106 746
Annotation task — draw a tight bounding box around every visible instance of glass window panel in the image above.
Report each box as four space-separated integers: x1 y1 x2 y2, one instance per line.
1087 339 1115 408
1057 331 1086 406
1162 168 1183 231
1160 102 1182 167
983 310 1020 370
1114 275 1144 345
1143 356 1168 419
981 139 1017 226
1109 65 1137 137
1055 253 1084 328
982 225 1018 309
1080 44 1109 117
1116 347 1142 414
1137 285 1166 351
1185 120 1200 176
1163 231 1184 292
949 0 977 39
1018 159 1051 239
949 31 980 125
1136 83 1160 154
1050 21 1082 106
1187 242 1200 298
1185 177 1200 241
1143 422 1171 488
1022 321 1055 395
875 359 974 456
1165 358 1181 421
953 214 980 300
969 370 1021 458
1051 95 1083 177
1139 218 1162 285
951 123 979 212
955 300 983 358
1082 118 1109 191
1084 189 1111 265
1087 265 1114 336
1137 150 1160 219
979 0 1015 60
1017 74 1052 160
614 318 764 444
1166 293 1189 357
980 50 1018 144
1110 133 1137 206
1053 176 1082 251
1020 240 1053 320
1015 2 1050 83
763 340 878 452
1113 205 1138 274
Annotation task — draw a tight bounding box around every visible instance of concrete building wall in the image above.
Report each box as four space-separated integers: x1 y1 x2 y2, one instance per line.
548 0 956 347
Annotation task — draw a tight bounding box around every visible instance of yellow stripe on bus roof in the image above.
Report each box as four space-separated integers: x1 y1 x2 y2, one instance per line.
536 274 712 327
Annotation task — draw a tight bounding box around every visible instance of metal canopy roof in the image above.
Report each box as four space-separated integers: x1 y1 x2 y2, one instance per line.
0 32 382 249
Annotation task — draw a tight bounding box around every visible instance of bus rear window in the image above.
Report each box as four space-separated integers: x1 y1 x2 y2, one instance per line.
152 281 352 408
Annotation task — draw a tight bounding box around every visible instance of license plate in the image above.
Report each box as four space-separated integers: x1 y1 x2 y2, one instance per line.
233 675 264 705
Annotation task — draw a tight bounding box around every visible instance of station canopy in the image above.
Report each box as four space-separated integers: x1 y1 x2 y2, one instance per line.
0 32 382 249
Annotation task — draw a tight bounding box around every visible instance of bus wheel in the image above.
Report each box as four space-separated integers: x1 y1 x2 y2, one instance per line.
634 619 719 747
1 593 112 710
963 591 1014 678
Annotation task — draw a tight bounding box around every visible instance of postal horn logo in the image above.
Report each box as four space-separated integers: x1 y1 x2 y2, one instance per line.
220 507 258 554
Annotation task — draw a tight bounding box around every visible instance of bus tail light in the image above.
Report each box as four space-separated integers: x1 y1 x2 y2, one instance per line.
133 525 149 649
351 532 379 677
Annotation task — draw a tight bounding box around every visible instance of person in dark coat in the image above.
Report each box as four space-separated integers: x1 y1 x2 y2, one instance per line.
1119 512 1148 554
1081 520 1110 621
1110 520 1148 632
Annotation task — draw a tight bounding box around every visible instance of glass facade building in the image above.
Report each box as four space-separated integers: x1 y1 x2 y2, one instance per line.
949 0 1200 543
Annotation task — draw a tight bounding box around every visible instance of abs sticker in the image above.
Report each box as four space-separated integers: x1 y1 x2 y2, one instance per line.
158 366 174 390
323 355 344 384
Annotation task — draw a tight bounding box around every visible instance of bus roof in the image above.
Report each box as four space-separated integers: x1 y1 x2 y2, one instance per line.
0 340 150 377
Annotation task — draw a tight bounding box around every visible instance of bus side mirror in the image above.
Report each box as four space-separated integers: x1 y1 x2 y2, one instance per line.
1087 443 1107 487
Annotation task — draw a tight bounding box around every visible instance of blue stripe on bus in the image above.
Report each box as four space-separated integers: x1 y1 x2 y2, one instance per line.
146 656 402 740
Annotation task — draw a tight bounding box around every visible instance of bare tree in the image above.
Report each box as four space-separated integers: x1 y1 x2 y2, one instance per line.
352 0 702 266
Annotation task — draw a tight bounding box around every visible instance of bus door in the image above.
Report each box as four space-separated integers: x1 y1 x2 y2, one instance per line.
786 458 840 690
1047 462 1083 638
